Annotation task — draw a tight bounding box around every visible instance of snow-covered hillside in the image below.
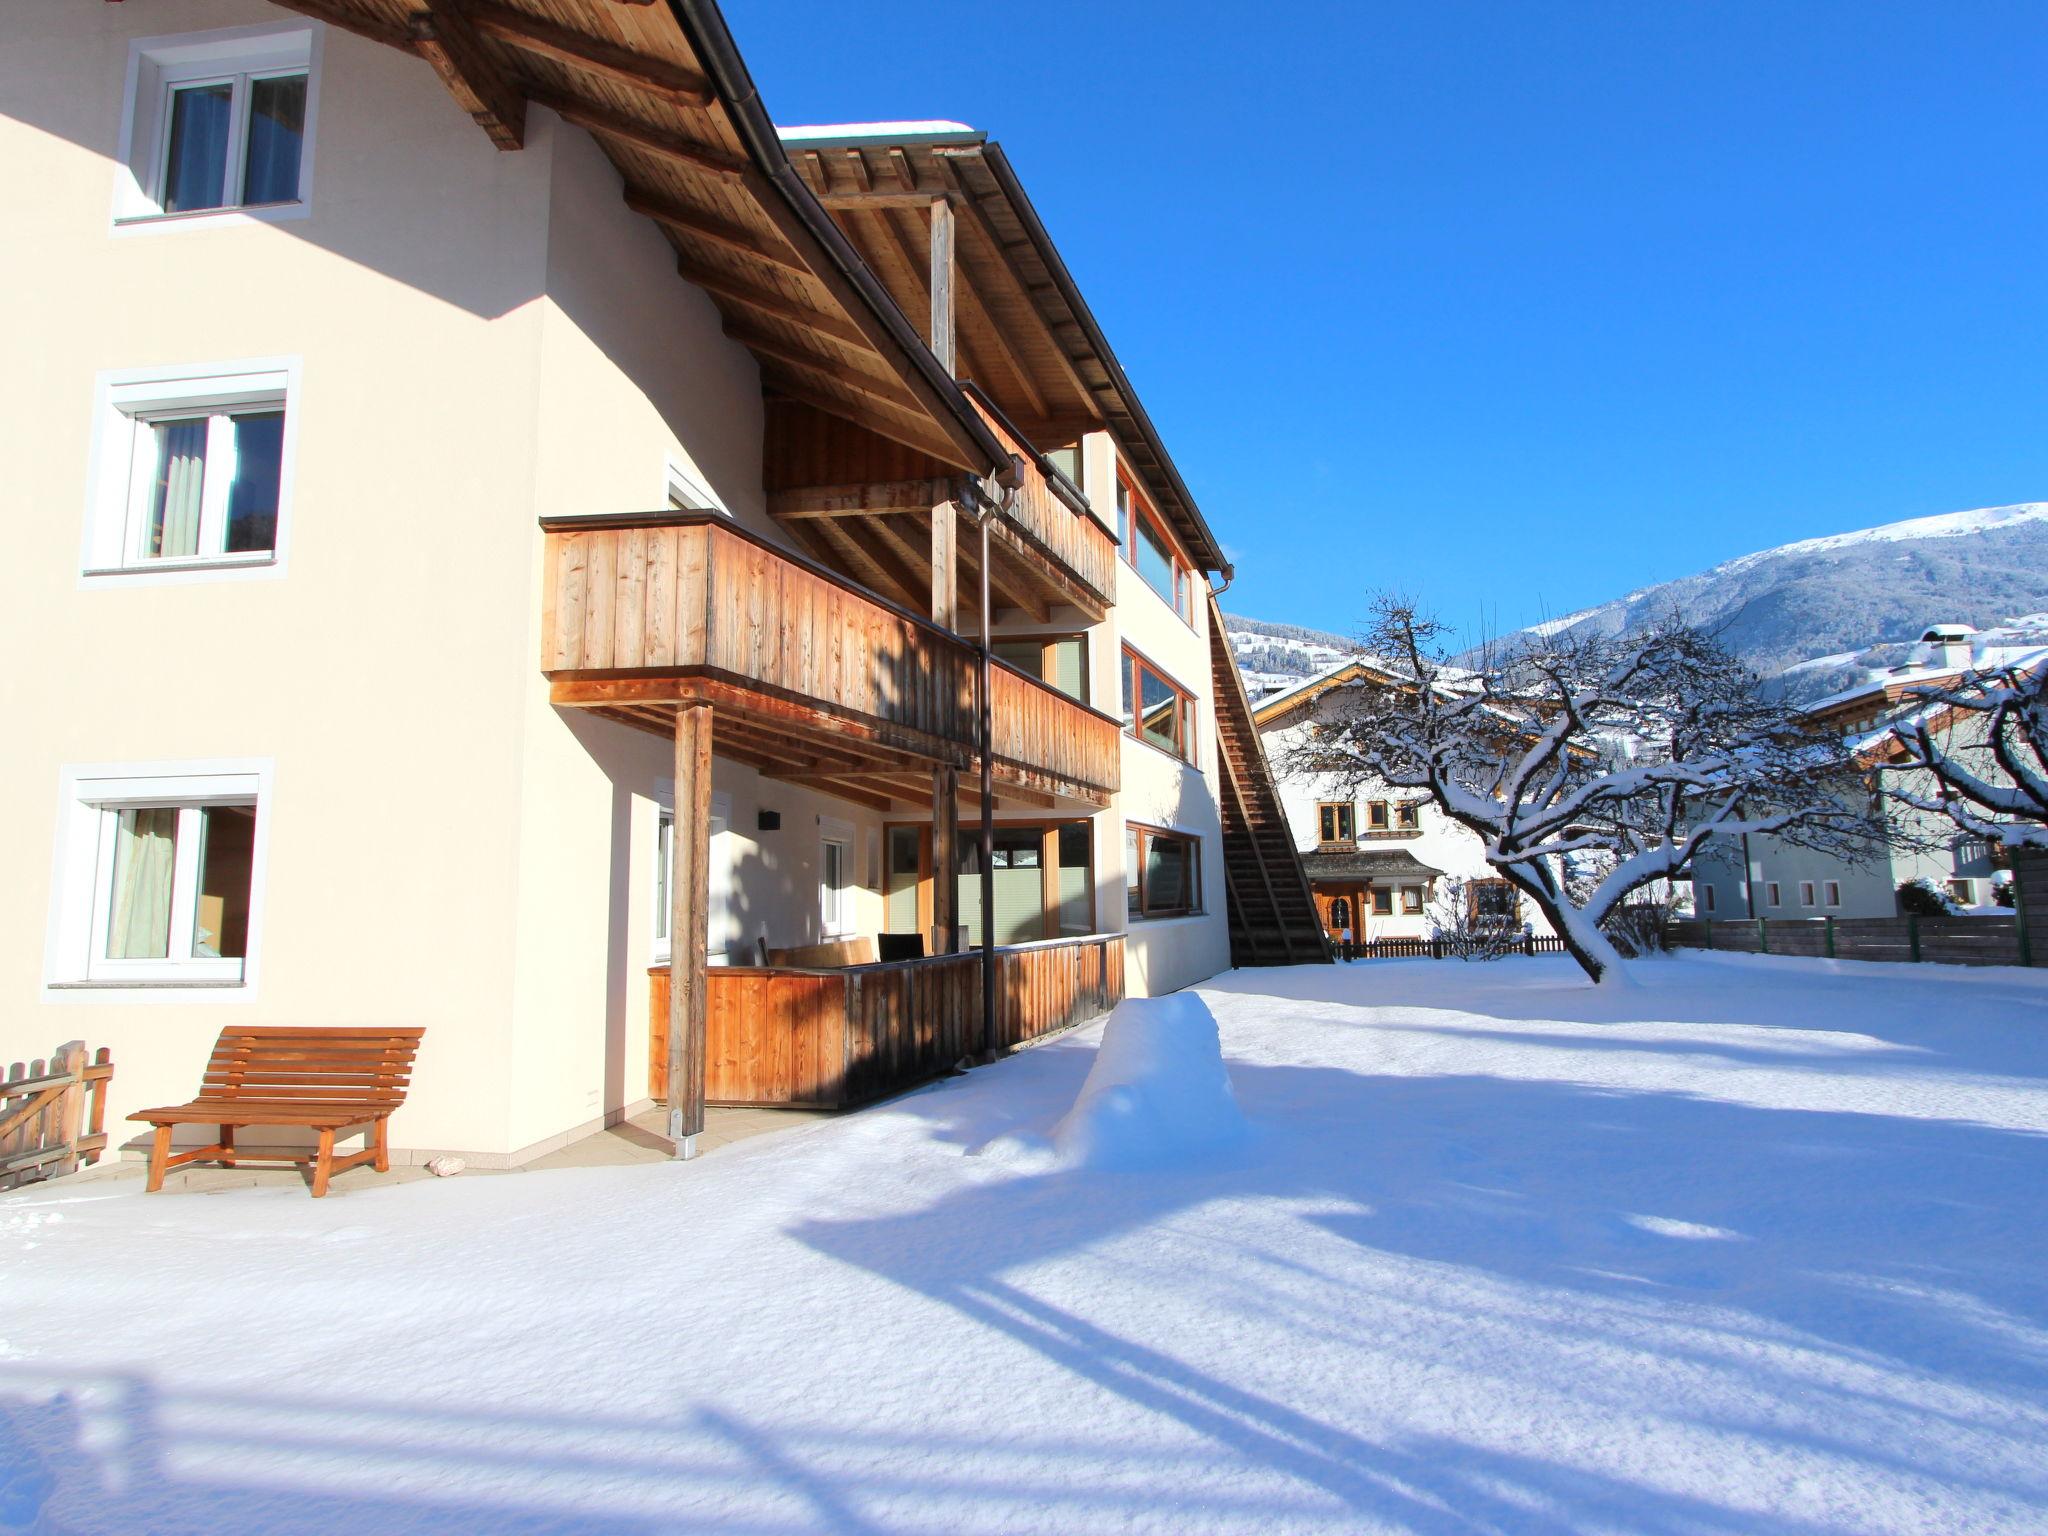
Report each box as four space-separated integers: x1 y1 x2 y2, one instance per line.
1223 614 1356 698
1500 503 2048 701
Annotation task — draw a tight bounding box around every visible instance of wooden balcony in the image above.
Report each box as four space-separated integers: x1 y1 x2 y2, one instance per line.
966 391 1117 613
649 934 1125 1108
541 512 1119 807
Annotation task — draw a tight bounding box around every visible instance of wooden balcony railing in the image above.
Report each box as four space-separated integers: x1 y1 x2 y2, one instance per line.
650 934 1125 1107
989 659 1120 801
967 391 1117 610
542 512 1118 802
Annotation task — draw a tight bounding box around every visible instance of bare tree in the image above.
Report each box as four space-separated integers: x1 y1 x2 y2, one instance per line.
1425 877 1522 960
1889 657 2048 848
1286 599 1888 985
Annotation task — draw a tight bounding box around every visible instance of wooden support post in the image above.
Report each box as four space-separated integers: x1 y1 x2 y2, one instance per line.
929 195 955 373
931 768 958 955
930 498 958 632
669 704 713 1158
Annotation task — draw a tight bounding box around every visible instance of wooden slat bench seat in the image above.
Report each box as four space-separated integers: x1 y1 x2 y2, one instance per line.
129 1027 424 1197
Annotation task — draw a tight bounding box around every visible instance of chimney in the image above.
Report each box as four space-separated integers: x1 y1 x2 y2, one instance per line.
1914 623 1977 673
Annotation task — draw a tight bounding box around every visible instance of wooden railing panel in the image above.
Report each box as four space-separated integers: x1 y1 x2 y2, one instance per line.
545 517 977 749
989 662 1120 799
546 514 1113 796
995 935 1126 1050
968 397 1117 605
650 935 1125 1109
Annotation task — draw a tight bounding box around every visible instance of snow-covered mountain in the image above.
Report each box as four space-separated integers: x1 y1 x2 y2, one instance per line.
1222 614 1356 698
1504 503 2048 703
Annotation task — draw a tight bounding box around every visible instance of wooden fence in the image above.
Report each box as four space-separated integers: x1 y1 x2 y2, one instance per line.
1666 914 2033 968
1334 935 1569 961
1 1042 114 1192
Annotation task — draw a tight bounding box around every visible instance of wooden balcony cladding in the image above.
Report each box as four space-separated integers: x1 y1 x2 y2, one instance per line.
544 512 974 765
649 935 1125 1108
966 391 1117 613
989 659 1120 802
542 513 1118 804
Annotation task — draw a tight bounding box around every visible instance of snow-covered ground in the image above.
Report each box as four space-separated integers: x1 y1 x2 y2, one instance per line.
6 954 2048 1534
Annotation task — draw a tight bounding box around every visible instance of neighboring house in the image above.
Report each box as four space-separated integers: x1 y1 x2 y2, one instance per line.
4 0 1316 1166
1692 624 2046 920
1252 662 1555 944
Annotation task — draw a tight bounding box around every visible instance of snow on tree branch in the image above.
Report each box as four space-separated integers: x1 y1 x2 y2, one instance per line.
1281 598 1889 985
1887 656 2048 849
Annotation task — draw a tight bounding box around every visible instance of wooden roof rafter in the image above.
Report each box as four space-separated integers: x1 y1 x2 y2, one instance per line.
262 0 1016 478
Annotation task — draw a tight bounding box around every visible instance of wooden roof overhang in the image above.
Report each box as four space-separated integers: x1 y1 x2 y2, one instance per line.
264 0 1016 478
541 512 1121 813
784 127 1230 576
763 391 1116 625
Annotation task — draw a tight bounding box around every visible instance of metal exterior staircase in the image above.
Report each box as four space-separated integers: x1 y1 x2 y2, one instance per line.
1207 594 1332 966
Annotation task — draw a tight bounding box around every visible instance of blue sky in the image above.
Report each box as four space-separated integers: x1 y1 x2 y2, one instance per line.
737 2 2048 644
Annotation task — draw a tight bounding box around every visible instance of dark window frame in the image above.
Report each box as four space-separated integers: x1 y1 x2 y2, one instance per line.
1126 822 1203 919
1121 646 1199 766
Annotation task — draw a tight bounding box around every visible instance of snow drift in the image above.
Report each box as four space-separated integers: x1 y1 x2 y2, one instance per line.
1047 992 1248 1170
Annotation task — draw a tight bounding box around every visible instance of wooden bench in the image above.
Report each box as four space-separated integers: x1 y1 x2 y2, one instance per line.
130 1027 424 1197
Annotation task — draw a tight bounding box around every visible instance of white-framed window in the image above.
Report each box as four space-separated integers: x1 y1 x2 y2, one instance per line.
820 818 854 937
1949 878 1976 907
113 22 320 229
45 761 272 995
1824 880 1842 908
665 455 725 515
1799 881 1816 908
1766 882 1781 908
1702 885 1717 914
83 360 299 583
653 792 731 963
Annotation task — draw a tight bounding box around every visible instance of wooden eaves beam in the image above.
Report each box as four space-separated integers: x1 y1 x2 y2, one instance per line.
769 479 959 519
936 159 1102 420
624 186 808 274
411 4 525 150
462 0 714 108
529 88 746 179
724 322 922 413
670 256 870 349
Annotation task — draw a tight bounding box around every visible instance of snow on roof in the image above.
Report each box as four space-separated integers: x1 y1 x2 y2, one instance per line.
777 121 980 145
1805 641 2048 720
1834 645 2048 752
1248 655 1383 719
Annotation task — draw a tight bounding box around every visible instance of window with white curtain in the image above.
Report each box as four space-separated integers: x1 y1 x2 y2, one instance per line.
46 763 270 990
116 24 318 225
86 363 297 579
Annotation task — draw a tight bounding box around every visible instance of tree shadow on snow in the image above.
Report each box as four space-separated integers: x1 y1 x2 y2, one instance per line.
793 1053 2048 1531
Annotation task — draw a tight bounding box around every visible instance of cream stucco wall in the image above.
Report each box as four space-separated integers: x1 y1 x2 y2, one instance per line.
1 2 569 1158
0 1 854 1162
1077 433 1232 995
